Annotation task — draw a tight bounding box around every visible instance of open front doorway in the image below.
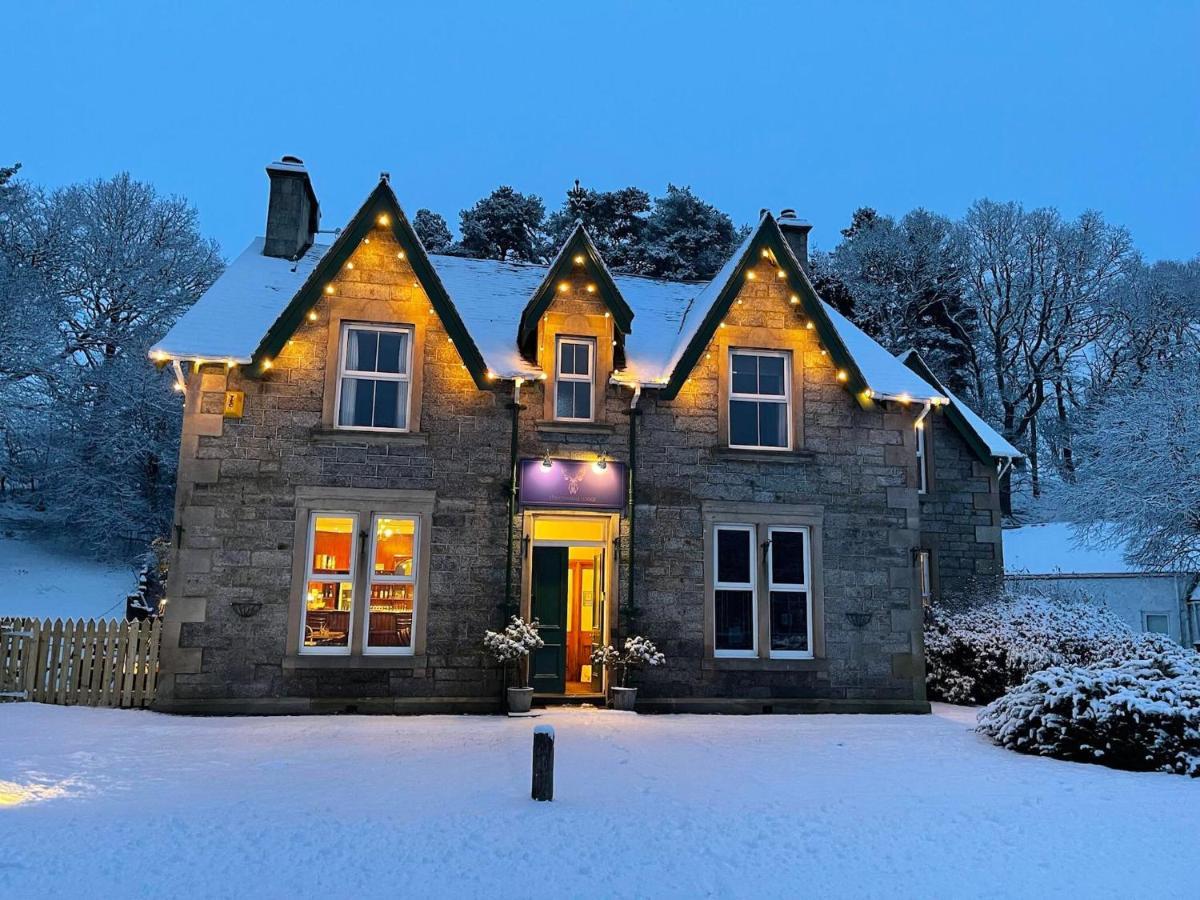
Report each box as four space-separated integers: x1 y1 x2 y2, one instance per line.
523 513 615 697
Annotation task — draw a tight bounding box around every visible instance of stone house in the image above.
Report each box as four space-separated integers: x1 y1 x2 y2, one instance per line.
150 158 1021 715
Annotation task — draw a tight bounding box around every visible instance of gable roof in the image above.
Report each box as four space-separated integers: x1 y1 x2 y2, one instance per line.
657 213 944 404
154 181 947 407
899 350 1024 463
517 223 634 353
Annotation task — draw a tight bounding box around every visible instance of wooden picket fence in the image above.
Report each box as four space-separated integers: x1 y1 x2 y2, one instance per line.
0 617 161 708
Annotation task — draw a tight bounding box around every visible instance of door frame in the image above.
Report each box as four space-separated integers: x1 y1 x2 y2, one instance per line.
520 509 619 697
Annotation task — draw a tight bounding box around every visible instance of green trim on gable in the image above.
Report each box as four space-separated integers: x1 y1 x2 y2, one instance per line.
517 224 634 354
660 215 872 406
249 180 492 388
901 351 1003 467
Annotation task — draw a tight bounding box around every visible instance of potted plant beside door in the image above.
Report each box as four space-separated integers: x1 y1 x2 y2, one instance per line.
592 636 666 711
483 616 545 713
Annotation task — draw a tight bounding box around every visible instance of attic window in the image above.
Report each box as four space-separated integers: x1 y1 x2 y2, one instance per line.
554 336 594 422
336 323 413 431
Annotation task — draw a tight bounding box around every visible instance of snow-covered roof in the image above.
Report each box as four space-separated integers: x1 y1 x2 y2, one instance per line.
1005 523 1143 576
153 238 331 363
153 194 948 404
899 350 1024 460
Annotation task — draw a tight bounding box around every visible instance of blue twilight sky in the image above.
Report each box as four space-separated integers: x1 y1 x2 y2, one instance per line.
5 1 1198 262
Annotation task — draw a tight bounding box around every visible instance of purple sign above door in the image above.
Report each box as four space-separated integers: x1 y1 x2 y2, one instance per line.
519 458 627 510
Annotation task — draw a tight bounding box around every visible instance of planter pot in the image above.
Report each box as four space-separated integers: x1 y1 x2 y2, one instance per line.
611 686 637 712
507 686 535 714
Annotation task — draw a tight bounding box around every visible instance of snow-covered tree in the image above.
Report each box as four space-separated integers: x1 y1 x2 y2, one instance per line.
413 208 452 254
1062 355 1200 571
458 186 546 262
630 184 747 280
544 182 651 272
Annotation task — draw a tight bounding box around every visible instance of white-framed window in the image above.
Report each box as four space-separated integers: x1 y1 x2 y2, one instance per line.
767 526 812 658
915 549 932 610
1143 613 1171 636
335 323 413 431
713 524 757 657
729 349 791 450
915 422 929 494
365 515 418 655
555 336 594 421
301 513 359 654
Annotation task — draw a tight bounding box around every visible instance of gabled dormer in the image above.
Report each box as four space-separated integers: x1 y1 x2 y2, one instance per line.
518 225 634 426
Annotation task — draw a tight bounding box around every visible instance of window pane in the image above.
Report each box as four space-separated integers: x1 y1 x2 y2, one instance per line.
337 377 375 427
311 516 354 575
373 380 399 429
348 329 379 372
715 590 754 651
758 355 786 395
559 342 578 376
770 591 808 652
758 402 787 447
1145 614 1170 635
373 518 416 576
376 330 407 374
556 382 575 418
303 581 353 648
771 531 806 585
731 353 758 394
729 400 758 446
367 583 414 648
716 528 751 584
573 381 592 419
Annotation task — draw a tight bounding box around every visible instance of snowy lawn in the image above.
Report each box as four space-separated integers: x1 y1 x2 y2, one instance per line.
0 523 137 620
1 704 1197 899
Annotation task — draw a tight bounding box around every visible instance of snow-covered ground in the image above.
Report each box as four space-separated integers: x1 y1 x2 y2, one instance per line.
1 704 1197 898
0 523 137 620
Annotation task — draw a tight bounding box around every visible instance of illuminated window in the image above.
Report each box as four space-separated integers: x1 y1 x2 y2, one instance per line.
336 323 412 430
555 336 594 422
729 349 790 449
302 514 358 653
366 516 418 653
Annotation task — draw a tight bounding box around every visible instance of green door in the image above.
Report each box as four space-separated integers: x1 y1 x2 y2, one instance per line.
530 546 568 694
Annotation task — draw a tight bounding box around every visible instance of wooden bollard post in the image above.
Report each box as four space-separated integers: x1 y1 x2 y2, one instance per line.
531 724 554 801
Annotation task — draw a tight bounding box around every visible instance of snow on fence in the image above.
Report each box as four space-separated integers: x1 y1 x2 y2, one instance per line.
0 617 161 708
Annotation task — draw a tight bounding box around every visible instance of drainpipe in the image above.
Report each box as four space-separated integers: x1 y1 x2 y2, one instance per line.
914 400 932 430
623 384 642 640
503 378 524 620
996 457 1013 481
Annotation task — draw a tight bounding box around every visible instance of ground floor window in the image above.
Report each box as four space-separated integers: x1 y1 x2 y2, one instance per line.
290 488 433 659
1143 613 1171 636
709 512 817 660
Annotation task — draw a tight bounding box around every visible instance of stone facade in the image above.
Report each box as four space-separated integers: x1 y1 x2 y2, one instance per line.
155 227 975 715
917 412 1004 603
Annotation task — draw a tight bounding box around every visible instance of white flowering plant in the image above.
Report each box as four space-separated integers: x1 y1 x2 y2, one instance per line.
591 635 666 688
483 616 544 688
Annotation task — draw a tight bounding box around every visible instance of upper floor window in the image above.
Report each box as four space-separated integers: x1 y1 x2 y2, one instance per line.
729 349 790 450
915 422 929 494
555 336 594 422
336 323 412 431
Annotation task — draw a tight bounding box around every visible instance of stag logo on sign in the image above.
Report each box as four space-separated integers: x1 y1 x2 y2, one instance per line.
564 470 586 495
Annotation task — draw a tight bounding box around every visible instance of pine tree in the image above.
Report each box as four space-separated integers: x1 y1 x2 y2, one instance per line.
544 181 651 271
631 184 747 280
458 186 546 262
413 208 452 253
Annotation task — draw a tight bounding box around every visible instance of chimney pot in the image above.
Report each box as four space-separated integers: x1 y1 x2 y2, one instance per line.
263 156 320 259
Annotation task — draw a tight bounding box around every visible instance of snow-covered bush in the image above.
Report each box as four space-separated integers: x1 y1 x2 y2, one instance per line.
925 589 1158 704
977 647 1200 776
591 635 666 688
483 617 544 688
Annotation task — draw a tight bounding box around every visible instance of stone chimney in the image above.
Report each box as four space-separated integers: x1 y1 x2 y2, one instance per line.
263 156 320 259
777 208 812 274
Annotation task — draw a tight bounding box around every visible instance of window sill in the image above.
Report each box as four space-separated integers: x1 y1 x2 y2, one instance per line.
702 656 828 672
310 427 428 446
284 654 428 671
535 420 616 436
708 447 814 464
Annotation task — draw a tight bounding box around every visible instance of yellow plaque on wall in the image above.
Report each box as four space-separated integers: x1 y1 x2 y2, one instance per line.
223 390 245 418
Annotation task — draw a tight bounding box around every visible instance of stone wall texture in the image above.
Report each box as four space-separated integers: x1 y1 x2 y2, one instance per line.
154 235 985 714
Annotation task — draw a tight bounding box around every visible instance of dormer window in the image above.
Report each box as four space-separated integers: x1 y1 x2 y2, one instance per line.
555 336 595 422
336 323 413 431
